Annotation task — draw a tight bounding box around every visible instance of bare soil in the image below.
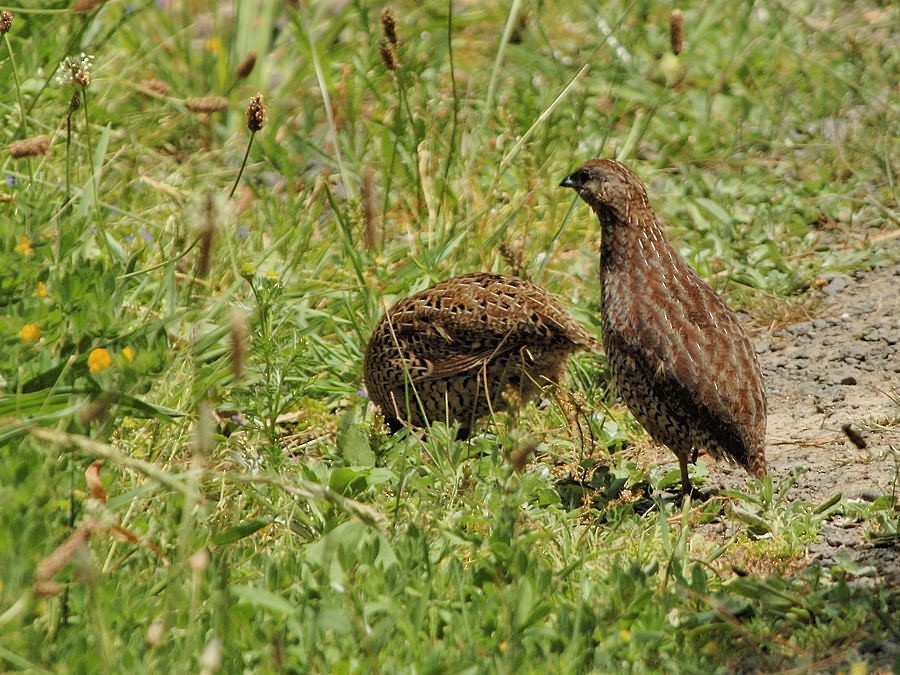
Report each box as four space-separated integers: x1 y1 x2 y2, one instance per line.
716 261 900 584
761 264 899 500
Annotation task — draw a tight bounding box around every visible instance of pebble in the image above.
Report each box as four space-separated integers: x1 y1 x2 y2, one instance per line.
839 345 867 362
811 385 845 403
845 489 882 502
787 321 813 337
820 275 852 296
754 340 772 354
820 523 861 548
829 368 859 385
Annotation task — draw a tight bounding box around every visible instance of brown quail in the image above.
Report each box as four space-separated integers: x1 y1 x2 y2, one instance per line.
364 273 599 439
560 159 767 494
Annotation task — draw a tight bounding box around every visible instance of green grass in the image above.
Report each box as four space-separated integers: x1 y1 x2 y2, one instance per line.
1 0 898 671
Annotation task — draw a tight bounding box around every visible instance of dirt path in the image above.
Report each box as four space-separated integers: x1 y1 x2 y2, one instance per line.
760 262 899 501
716 261 899 583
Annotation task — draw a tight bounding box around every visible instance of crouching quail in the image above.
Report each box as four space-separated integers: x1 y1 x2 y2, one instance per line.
364 273 599 439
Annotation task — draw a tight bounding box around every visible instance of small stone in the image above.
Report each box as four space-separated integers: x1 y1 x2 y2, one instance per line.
839 345 866 362
754 340 771 354
845 489 880 502
858 329 882 342
787 321 813 337
820 523 860 548
820 274 852 296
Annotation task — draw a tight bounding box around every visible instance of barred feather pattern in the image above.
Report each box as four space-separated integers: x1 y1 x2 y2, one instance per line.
561 159 767 492
364 273 599 438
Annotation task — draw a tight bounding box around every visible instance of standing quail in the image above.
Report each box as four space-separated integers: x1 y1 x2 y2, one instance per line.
560 159 767 494
364 273 599 439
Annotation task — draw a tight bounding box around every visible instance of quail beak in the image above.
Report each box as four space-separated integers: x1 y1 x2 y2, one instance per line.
559 174 577 189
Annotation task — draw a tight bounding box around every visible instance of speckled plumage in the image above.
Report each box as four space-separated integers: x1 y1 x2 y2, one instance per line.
561 159 767 493
364 273 599 438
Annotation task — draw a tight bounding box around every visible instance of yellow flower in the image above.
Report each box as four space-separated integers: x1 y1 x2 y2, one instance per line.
205 38 222 55
701 640 718 655
20 323 41 342
88 348 112 373
265 269 278 278
240 262 255 275
35 281 48 297
122 347 135 362
15 235 33 255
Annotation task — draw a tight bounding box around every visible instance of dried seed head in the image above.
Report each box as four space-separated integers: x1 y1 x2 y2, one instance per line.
34 526 95 596
499 242 526 278
510 11 528 44
197 192 218 278
72 0 105 12
185 96 229 113
0 10 12 34
360 166 378 250
381 7 398 46
246 93 266 132
57 53 94 87
506 435 539 473
194 401 215 457
235 51 257 80
229 309 248 379
379 38 398 71
78 394 113 425
139 78 171 96
9 135 50 159
670 9 683 55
